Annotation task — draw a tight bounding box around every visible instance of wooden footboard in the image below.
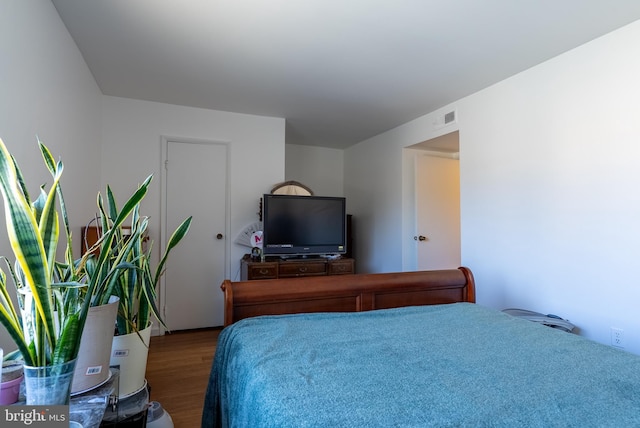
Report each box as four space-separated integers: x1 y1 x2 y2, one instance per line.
221 267 475 326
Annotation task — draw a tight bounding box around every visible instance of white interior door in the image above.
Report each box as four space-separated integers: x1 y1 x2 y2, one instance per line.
162 140 228 330
416 154 461 270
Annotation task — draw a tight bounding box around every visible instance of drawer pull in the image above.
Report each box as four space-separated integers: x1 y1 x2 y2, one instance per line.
298 266 308 273
259 269 270 275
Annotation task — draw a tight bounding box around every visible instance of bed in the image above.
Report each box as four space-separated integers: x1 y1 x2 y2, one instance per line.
202 267 640 427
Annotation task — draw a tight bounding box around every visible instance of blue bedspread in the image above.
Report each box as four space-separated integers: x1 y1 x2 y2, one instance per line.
202 303 640 427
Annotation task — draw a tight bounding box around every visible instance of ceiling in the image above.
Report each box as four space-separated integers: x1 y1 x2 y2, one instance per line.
52 1 640 149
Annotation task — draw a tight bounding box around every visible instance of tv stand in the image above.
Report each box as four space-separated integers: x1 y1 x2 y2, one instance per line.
241 254 355 281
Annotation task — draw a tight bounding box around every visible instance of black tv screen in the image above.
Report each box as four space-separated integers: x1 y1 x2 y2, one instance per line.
262 194 346 256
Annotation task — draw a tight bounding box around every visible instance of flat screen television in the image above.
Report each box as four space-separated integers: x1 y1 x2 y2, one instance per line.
262 194 347 257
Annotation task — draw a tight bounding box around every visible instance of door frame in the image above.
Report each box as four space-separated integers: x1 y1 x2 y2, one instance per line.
159 136 231 334
402 130 460 271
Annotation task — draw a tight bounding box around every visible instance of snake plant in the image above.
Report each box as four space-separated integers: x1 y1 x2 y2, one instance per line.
83 177 192 336
0 137 192 368
0 138 85 367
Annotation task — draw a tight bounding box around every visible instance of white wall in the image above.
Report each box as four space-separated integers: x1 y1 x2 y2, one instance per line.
347 20 640 353
285 144 344 197
0 2 103 352
344 133 403 272
459 20 640 353
101 96 286 285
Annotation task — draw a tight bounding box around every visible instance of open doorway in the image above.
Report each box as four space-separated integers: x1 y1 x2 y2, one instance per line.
409 131 460 270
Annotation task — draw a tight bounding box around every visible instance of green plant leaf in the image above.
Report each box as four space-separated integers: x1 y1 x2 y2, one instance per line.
0 138 58 365
0 266 34 366
39 140 76 277
153 216 192 284
51 312 79 365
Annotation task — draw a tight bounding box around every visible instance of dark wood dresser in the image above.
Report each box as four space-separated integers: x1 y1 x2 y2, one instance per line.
241 254 355 281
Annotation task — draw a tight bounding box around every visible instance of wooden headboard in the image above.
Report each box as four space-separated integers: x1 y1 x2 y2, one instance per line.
221 267 475 326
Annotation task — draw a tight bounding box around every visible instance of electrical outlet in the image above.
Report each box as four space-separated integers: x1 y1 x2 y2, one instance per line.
611 327 624 348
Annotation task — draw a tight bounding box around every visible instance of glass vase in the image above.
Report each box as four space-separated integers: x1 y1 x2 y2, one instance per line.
23 359 77 405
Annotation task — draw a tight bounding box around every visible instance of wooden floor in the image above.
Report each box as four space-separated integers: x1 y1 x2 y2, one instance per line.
146 328 221 427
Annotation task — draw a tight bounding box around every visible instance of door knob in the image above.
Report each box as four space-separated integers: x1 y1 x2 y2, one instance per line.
413 235 427 241
216 233 224 240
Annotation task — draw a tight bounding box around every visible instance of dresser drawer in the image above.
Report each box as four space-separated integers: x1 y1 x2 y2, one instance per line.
328 259 355 275
245 263 278 280
278 261 327 277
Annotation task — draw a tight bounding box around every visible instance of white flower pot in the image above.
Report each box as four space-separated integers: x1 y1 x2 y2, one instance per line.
72 296 120 394
110 323 152 398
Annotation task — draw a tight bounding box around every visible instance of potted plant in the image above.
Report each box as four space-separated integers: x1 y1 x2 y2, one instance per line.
0 138 92 404
85 177 192 397
0 138 158 404
0 352 23 405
